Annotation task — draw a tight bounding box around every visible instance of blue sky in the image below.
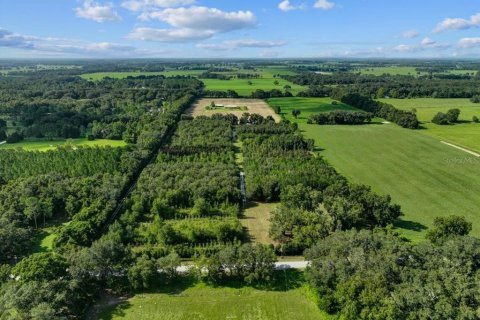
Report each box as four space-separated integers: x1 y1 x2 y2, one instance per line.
1 0 480 58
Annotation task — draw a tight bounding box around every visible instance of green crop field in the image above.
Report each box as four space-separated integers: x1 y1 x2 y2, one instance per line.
99 275 328 320
268 98 480 241
267 97 363 124
379 98 480 152
0 138 128 151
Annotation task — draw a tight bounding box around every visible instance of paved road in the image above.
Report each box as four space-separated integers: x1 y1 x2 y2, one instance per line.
175 261 309 273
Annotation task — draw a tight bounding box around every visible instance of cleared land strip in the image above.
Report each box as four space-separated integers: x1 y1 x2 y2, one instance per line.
187 98 281 121
441 141 480 157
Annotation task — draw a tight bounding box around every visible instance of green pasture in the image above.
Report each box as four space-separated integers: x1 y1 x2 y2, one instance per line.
299 123 480 241
267 97 371 124
0 138 127 151
379 98 480 152
267 97 480 240
99 273 328 320
80 68 303 96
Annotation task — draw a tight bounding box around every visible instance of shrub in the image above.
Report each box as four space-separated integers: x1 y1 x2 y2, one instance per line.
473 116 479 123
446 108 460 123
6 131 23 144
432 112 450 125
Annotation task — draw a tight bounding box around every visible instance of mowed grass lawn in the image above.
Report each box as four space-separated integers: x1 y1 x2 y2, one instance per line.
379 98 480 152
268 97 364 124
0 138 127 151
99 279 328 320
268 98 480 240
241 202 278 245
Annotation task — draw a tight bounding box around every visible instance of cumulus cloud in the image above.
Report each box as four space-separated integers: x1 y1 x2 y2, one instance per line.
402 30 419 39
314 0 335 10
129 6 256 42
458 37 480 48
197 39 287 50
75 0 121 22
139 6 256 32
278 0 302 12
434 13 480 32
121 0 195 11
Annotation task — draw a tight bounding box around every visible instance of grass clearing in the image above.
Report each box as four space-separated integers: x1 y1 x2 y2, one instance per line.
80 68 304 96
241 202 278 245
99 272 328 320
379 98 480 152
0 138 128 151
267 97 371 124
298 123 480 241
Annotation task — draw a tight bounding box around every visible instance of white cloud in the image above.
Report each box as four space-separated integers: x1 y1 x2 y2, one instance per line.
434 12 480 32
0 28 161 57
197 39 287 50
394 38 449 53
260 50 281 58
402 30 419 39
139 6 256 32
127 27 214 42
314 0 335 10
421 37 436 46
130 6 256 42
75 0 121 22
278 0 301 12
394 44 418 53
458 37 480 48
121 0 195 11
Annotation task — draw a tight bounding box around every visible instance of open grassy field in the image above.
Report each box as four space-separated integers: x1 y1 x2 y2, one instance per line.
379 98 480 152
300 123 480 241
0 138 128 151
201 77 304 96
357 66 477 76
187 98 281 121
267 97 372 124
99 274 328 320
241 202 278 245
268 98 480 240
80 68 304 96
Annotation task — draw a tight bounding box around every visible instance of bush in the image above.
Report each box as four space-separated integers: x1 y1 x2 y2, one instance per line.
432 112 450 125
446 108 460 123
473 116 479 123
87 134 95 141
0 130 6 141
6 131 23 144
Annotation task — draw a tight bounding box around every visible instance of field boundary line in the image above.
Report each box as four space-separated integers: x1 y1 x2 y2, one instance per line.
441 141 480 157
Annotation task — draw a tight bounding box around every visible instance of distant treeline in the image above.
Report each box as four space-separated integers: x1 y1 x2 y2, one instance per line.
283 72 480 98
